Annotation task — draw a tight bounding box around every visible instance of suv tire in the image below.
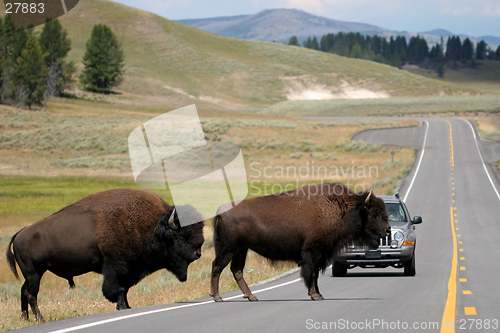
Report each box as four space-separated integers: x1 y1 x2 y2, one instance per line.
332 262 348 277
404 253 416 276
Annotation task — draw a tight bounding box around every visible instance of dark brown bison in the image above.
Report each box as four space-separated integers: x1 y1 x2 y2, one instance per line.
6 188 204 322
210 183 390 302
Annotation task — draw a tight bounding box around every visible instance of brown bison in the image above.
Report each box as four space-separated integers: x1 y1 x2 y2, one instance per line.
6 189 204 322
210 183 390 302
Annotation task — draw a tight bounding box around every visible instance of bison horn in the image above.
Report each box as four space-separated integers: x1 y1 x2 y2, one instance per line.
168 208 178 229
365 191 372 204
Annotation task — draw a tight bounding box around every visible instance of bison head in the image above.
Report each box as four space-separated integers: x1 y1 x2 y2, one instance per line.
154 205 204 282
348 191 390 250
361 192 391 249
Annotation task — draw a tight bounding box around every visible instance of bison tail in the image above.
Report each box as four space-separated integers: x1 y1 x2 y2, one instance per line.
6 228 24 280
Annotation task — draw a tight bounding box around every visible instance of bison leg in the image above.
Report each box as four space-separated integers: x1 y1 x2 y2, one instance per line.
20 281 29 321
231 248 257 302
68 278 75 289
310 269 323 301
116 287 131 310
210 252 233 302
15 252 45 321
300 251 323 301
102 265 131 310
24 272 45 322
102 265 130 310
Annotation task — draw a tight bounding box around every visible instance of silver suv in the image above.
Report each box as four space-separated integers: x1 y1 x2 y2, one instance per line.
332 193 422 276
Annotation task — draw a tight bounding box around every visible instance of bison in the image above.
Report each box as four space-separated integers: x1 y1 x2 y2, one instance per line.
6 188 204 322
210 183 390 302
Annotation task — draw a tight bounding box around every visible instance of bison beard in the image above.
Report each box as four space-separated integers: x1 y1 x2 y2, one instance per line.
6 189 204 322
210 183 390 302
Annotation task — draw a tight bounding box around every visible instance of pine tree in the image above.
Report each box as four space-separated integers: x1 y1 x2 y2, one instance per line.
80 24 125 93
39 19 70 68
303 37 312 49
4 28 29 104
476 40 487 60
12 36 47 109
39 19 75 98
311 36 319 50
437 62 445 78
351 44 362 58
288 36 300 46
462 38 473 61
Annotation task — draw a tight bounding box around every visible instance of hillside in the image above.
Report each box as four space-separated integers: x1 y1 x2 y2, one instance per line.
35 0 477 109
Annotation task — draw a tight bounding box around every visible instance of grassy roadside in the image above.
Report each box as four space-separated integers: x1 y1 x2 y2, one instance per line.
0 99 418 329
259 95 500 117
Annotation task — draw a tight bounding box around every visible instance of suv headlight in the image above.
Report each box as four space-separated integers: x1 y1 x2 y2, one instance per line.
394 231 404 242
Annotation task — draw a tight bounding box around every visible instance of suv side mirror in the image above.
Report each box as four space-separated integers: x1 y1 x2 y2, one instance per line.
412 216 422 224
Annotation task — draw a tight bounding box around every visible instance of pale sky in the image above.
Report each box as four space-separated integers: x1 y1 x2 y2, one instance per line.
112 0 499 37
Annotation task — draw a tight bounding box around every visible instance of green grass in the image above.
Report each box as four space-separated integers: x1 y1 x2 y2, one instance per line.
259 95 500 117
0 176 141 216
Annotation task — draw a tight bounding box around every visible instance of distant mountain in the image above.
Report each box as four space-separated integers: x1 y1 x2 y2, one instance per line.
421 29 455 38
177 9 499 48
477 36 500 48
421 30 499 47
176 8 393 43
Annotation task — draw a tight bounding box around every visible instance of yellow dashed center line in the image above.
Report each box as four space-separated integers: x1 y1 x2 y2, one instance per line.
465 307 477 315
442 120 458 332
447 120 455 167
441 206 458 332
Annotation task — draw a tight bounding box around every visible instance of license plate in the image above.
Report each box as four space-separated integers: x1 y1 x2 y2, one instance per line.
365 250 381 259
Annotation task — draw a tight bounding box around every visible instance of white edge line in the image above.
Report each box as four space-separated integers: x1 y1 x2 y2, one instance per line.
464 119 500 201
48 278 302 333
403 120 429 202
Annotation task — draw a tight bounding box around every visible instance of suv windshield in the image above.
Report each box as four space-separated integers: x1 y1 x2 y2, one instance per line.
385 202 408 226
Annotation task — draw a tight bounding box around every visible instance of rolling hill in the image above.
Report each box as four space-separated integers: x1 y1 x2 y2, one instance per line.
35 0 477 109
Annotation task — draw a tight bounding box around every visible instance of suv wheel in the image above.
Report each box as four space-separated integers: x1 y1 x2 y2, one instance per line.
332 262 348 277
404 253 416 276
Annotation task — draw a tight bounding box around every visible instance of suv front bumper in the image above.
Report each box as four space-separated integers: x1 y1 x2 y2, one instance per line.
335 244 415 266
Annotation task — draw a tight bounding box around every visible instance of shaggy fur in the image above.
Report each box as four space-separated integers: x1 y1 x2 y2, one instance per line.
6 189 204 322
210 183 390 302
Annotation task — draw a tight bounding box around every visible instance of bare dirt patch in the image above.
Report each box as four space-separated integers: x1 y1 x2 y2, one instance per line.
285 80 390 101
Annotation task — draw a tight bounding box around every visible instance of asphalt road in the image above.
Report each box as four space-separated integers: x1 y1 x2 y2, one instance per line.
15 118 500 333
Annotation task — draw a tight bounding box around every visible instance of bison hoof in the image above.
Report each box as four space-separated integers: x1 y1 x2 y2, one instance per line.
311 295 324 301
20 311 29 321
246 295 258 302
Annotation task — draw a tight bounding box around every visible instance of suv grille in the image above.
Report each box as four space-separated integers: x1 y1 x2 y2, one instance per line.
379 233 392 248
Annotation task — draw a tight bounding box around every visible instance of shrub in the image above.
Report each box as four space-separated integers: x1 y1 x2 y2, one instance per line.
289 153 303 159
